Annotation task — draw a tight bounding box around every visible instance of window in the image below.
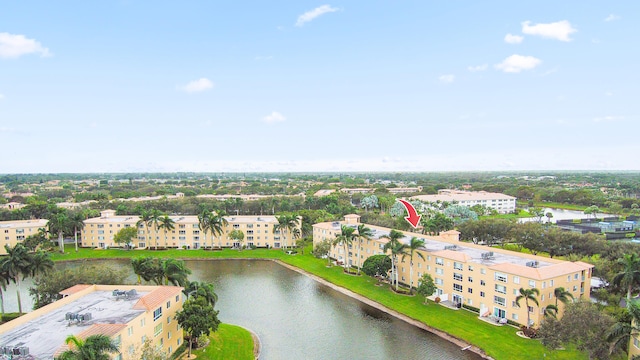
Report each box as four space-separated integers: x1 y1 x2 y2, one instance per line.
512 301 519 308
468 265 474 271
528 280 536 288
480 280 486 286
494 273 507 283
176 295 180 302
513 276 520 284
435 268 444 275
453 284 463 292
154 323 163 337
128 327 133 336
550 279 554 287
542 281 546 289
481 268 486 275
494 296 506 306
153 307 162 321
528 306 534 313
435 278 444 285
141 335 147 343
567 275 571 282
166 301 171 309
435 258 444 265
495 284 506 294
512 314 519 321
573 285 577 292
167 316 171 324
480 291 485 297
168 331 171 339
634 337 639 349
141 318 146 327
467 288 473 294
453 262 463 270
453 273 463 281
574 273 579 280
468 276 473 283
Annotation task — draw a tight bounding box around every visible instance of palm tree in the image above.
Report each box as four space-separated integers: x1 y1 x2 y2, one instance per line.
161 258 191 287
68 212 86 252
274 214 300 251
543 304 559 318
553 287 574 308
1 244 32 314
607 300 640 356
0 269 9 315
382 229 406 291
29 250 54 305
355 224 374 275
612 253 640 301
57 334 119 360
209 211 228 249
147 209 162 250
403 237 425 293
131 257 151 284
158 215 175 249
332 225 356 270
516 287 540 328
197 210 211 249
183 281 218 307
136 210 152 249
48 212 69 253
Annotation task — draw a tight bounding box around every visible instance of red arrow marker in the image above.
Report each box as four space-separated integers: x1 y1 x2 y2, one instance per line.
398 199 422 228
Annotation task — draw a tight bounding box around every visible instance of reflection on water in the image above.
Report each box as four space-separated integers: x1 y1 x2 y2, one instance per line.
7 259 482 360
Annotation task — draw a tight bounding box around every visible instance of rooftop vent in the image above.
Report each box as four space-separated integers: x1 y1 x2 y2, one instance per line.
0 346 29 356
526 261 540 268
444 245 459 251
481 251 494 260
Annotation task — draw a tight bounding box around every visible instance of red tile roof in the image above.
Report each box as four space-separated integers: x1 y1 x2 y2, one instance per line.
133 286 182 311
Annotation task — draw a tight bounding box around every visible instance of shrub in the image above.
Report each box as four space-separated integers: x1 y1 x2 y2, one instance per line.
462 304 479 313
434 297 441 304
520 326 538 339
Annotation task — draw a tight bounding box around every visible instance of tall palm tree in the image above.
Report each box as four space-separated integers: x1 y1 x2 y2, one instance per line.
147 209 162 250
0 269 9 315
183 281 218 307
158 215 175 249
332 225 356 270
29 250 54 305
274 214 300 251
136 210 152 249
197 210 211 249
1 244 32 314
403 237 425 293
131 257 151 284
553 287 574 308
607 300 640 355
516 287 540 328
355 224 374 275
57 334 119 360
543 304 559 318
209 211 228 249
613 253 640 301
382 229 406 291
160 258 191 287
48 212 69 253
68 212 86 252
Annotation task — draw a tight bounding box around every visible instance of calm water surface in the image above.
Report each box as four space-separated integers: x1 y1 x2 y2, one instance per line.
6 259 481 360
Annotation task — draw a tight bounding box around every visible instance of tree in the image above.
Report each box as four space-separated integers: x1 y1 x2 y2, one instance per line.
545 212 554 225
197 210 211 249
69 212 86 252
183 281 218 307
516 287 540 328
23 227 49 251
416 273 436 304
147 209 162 250
312 239 332 266
274 214 300 250
229 229 245 250
361 255 392 279
607 300 640 356
554 287 575 308
175 296 220 359
382 229 407 291
530 207 545 223
360 195 379 212
157 215 175 249
332 225 356 270
584 205 601 219
355 224 374 275
510 222 545 254
209 211 228 249
1 244 32 313
160 258 191 287
114 227 139 249
127 339 168 360
57 334 119 360
0 269 9 315
612 253 640 301
48 211 69 253
136 210 152 249
539 301 615 360
131 257 151 284
403 237 425 293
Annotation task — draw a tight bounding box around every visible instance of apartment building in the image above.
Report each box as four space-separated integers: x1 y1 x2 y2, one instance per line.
313 214 593 327
82 210 301 250
411 189 517 214
0 219 48 255
630 319 640 359
0 284 183 360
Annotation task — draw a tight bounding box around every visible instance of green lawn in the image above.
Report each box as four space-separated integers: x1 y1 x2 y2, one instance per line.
51 245 585 360
191 323 254 360
479 209 532 220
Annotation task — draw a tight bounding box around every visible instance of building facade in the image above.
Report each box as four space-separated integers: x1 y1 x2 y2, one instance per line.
411 189 517 214
0 219 48 255
0 284 183 360
313 214 593 327
82 210 301 250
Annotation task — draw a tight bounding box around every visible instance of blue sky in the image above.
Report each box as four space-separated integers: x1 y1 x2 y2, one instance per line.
1 1 638 173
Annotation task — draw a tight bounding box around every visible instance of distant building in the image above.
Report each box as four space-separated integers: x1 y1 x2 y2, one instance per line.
0 202 26 211
340 188 373 195
387 186 423 194
411 190 516 214
81 210 301 250
0 284 183 359
0 219 48 255
313 214 592 327
313 189 336 197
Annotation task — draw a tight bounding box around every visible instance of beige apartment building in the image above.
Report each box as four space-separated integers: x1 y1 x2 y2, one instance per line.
0 284 183 359
82 210 301 250
313 214 593 327
0 219 48 255
411 189 517 214
630 323 640 359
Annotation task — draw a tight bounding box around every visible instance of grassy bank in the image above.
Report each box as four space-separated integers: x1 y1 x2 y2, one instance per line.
192 323 254 360
51 245 584 360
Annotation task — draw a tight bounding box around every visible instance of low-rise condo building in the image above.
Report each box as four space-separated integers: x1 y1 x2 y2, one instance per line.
0 284 183 360
411 189 517 214
630 318 640 359
0 219 48 255
313 214 593 327
82 210 301 250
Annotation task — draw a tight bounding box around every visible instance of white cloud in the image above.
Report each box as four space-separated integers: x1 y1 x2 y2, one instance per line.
296 5 338 27
593 115 623 123
439 74 455 83
604 14 620 22
521 20 577 42
467 64 488 72
0 32 51 59
262 111 286 124
504 34 524 44
495 54 542 73
179 78 214 93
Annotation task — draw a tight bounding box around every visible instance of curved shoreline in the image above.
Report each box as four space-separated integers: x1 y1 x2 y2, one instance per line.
246 327 261 360
55 256 491 359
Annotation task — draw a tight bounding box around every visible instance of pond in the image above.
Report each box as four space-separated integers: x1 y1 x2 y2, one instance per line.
3 259 482 360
